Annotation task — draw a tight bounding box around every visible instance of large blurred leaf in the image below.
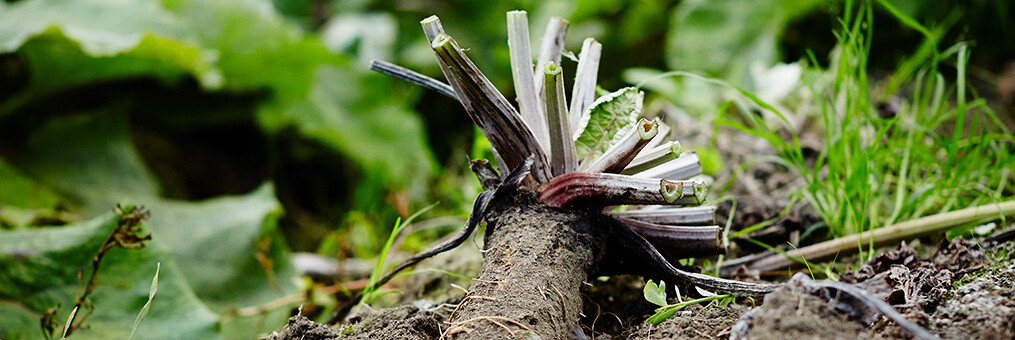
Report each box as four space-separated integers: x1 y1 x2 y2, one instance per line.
0 158 60 210
574 87 643 164
12 111 154 214
11 109 297 337
1 0 430 193
14 109 160 216
163 0 335 101
0 158 63 228
0 213 222 340
144 185 295 339
144 185 291 306
0 0 222 105
665 0 823 80
259 65 436 188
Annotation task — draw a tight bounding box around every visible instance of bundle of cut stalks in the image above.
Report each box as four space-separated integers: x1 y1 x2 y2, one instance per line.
372 12 725 260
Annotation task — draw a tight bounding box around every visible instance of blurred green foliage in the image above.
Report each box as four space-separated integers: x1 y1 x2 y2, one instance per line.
1 0 1012 338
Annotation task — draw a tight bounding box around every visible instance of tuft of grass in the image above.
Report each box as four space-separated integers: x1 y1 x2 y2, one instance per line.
714 0 1014 256
360 203 438 307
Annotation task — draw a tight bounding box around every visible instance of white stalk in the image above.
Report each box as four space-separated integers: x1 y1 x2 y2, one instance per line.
623 141 682 175
569 38 601 131
632 152 702 180
608 206 717 226
582 118 658 173
533 17 569 123
506 11 548 151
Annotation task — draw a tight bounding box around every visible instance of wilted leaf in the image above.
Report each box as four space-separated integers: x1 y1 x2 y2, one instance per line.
0 213 222 340
574 87 643 164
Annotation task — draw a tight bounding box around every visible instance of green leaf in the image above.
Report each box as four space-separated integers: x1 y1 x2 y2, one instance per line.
665 0 824 80
0 213 222 340
574 87 644 163
143 185 292 309
0 0 221 106
258 65 436 187
643 279 668 307
0 158 63 228
719 295 735 308
10 108 297 338
646 305 684 325
14 109 160 216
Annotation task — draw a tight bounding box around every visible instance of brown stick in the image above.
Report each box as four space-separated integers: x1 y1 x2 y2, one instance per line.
748 200 1015 272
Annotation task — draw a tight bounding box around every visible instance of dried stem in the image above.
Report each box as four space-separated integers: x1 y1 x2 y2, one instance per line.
623 141 681 175
533 17 568 120
429 32 552 183
369 60 457 100
631 152 701 180
582 118 658 173
54 206 151 338
539 172 706 209
506 11 548 151
543 61 577 176
608 206 716 226
747 200 1015 273
569 38 601 132
619 218 724 258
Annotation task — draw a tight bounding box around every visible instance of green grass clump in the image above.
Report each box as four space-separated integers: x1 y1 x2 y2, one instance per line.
721 0 1014 248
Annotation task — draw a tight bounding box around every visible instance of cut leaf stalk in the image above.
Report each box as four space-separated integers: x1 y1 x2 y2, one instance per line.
543 61 578 176
632 152 702 180
533 17 568 120
569 38 602 132
430 32 552 183
539 172 706 208
506 10 548 150
623 141 682 175
620 218 725 259
608 206 716 226
582 118 659 173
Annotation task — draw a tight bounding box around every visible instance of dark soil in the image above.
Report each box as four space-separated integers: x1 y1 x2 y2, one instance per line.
261 305 446 340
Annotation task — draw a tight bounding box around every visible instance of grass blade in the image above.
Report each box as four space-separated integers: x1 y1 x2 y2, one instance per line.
128 263 160 340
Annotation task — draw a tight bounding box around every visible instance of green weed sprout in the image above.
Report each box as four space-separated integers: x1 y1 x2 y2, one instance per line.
642 279 736 325
360 203 438 307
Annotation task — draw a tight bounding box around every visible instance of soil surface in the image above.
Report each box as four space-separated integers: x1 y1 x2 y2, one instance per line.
627 304 748 340
265 231 1015 340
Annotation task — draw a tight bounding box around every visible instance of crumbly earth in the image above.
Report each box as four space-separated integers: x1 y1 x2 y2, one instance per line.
262 305 444 340
732 286 870 340
627 303 748 340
